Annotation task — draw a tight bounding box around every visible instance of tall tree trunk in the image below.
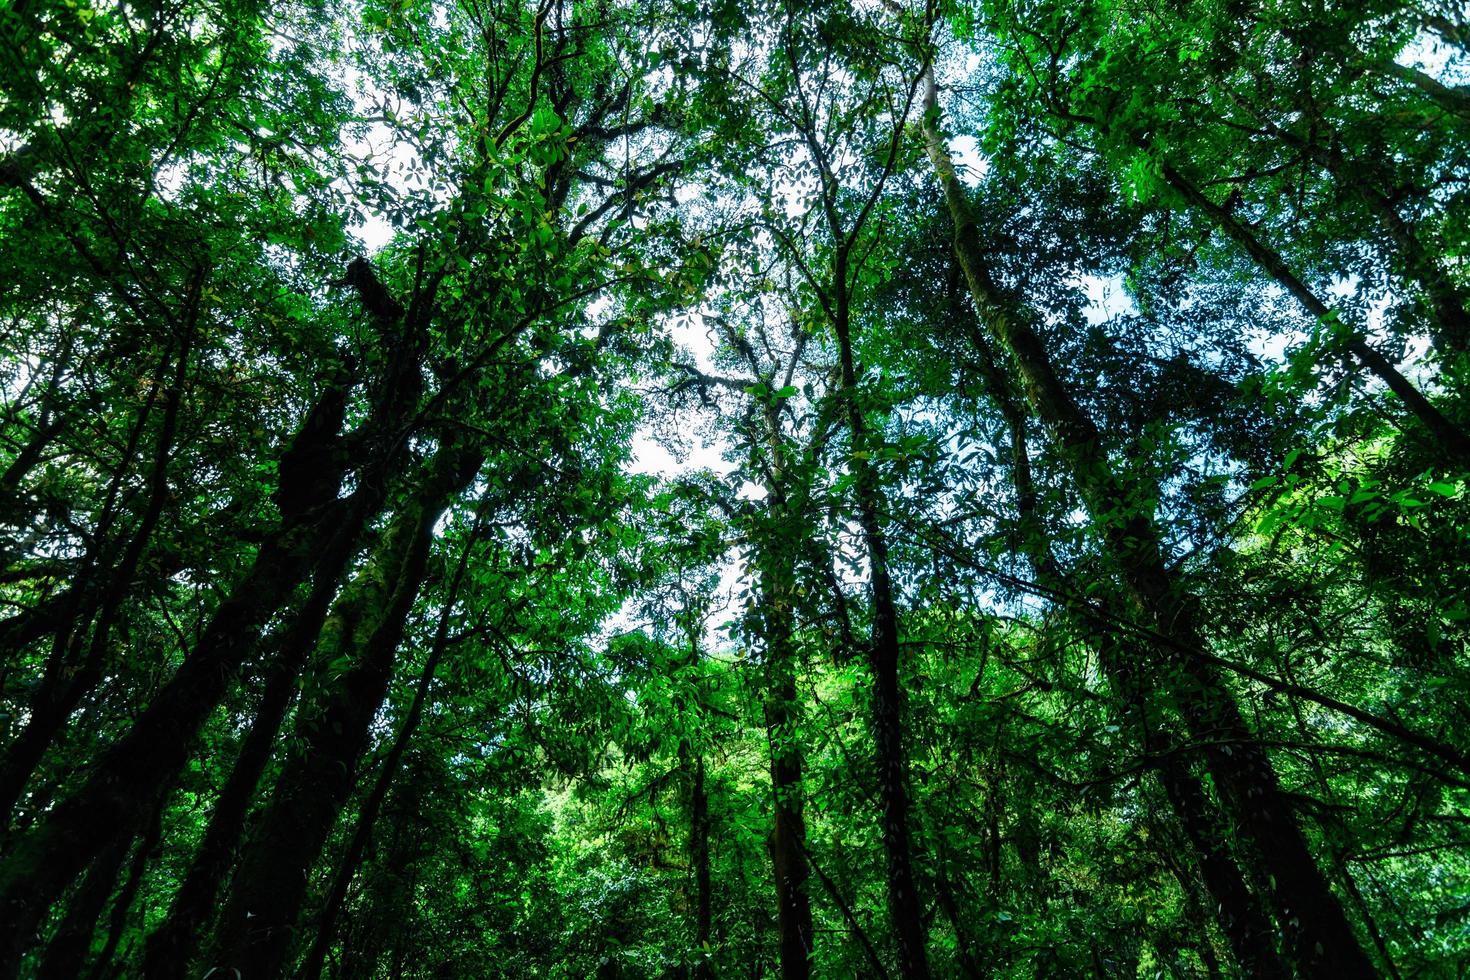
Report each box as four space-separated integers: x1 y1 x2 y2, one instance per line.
1160 163 1470 465
0 301 195 822
297 503 486 980
749 395 817 980
1226 104 1470 359
33 779 164 978
88 793 165 980
1141 697 1286 977
764 642 813 980
932 840 985 979
923 73 1377 978
206 443 480 978
33 835 129 978
0 362 360 976
1369 55 1470 123
0 260 424 975
952 263 1286 975
830 247 931 979
691 754 713 980
142 512 387 977
338 798 420 980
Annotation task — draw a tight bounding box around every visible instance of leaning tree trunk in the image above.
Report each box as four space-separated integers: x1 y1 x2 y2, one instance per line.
205 441 481 978
142 512 395 977
960 307 1287 976
922 71 1377 978
0 303 195 823
0 259 423 976
1160 163 1470 466
87 792 165 980
296 504 487 980
1233 110 1470 359
0 358 361 976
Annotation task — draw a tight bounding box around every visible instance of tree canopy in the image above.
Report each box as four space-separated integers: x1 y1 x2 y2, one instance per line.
1 0 1467 975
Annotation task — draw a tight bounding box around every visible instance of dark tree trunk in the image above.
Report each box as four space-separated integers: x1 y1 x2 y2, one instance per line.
1161 163 1470 465
953 211 1288 977
765 670 813 980
1146 714 1286 977
749 398 817 980
759 571 814 980
691 755 713 980
933 853 984 979
1372 55 1470 123
830 250 930 979
206 444 480 978
339 765 431 980
297 506 486 980
34 835 129 978
142 523 371 977
88 793 165 980
922 75 1377 979
0 309 194 823
0 363 359 976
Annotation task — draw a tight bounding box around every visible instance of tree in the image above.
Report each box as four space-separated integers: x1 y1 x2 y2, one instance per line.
2 0 1468 975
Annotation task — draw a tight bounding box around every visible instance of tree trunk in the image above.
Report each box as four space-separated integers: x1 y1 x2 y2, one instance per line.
0 309 193 822
1160 163 1470 465
87 793 165 980
923 72 1377 978
750 399 816 980
1146 714 1286 976
830 247 930 979
933 844 985 979
1372 56 1470 123
691 754 713 980
206 443 480 978
949 222 1286 976
33 835 128 978
0 364 359 976
1220 37 1470 356
297 505 486 980
764 649 813 980
142 516 377 977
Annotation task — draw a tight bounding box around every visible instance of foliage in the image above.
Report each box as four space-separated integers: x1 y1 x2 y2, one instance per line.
0 0 1467 976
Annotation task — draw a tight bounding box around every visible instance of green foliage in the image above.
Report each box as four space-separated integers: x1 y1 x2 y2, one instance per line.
1 0 1467 976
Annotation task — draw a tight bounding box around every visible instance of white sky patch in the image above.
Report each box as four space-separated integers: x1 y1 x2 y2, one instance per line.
358 213 396 252
1400 32 1468 85
1080 273 1137 324
950 135 989 188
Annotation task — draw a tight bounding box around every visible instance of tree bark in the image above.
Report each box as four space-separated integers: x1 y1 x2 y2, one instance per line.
923 72 1378 978
0 362 359 976
764 646 813 980
87 791 164 980
830 246 931 979
691 754 713 980
296 503 487 980
0 258 425 975
959 292 1287 976
206 442 480 978
33 834 128 978
142 516 376 977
